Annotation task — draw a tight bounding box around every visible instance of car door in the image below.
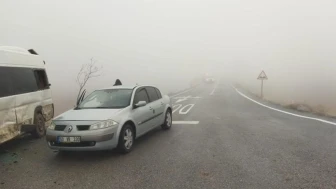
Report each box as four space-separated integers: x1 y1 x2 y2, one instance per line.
0 67 18 144
132 88 155 136
145 87 164 128
154 87 166 125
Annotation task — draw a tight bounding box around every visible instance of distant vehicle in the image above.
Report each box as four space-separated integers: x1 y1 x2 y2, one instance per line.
46 85 172 153
0 46 54 144
203 73 215 84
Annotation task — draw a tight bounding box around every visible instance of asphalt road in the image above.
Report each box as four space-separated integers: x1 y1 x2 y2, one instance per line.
1 80 336 189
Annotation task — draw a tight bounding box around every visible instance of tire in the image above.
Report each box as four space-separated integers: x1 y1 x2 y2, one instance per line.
161 110 172 130
117 124 135 154
31 113 46 138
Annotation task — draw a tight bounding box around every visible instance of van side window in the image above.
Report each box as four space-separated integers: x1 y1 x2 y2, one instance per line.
10 68 38 94
34 70 49 90
0 67 13 97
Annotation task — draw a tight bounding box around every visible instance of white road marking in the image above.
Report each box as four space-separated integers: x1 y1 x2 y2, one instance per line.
175 96 191 103
210 78 221 95
174 96 202 103
233 86 336 126
210 87 216 95
179 104 195 115
172 104 182 113
173 121 199 125
173 96 202 99
171 88 194 97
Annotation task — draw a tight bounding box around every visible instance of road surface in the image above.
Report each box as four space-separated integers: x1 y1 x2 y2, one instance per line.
1 80 336 189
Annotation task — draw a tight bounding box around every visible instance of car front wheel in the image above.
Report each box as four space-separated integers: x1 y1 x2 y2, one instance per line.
117 124 134 154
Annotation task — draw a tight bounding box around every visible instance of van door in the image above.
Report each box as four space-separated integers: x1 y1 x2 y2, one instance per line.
10 67 39 129
0 67 18 144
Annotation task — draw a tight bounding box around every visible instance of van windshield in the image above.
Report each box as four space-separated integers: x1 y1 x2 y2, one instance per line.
77 89 133 109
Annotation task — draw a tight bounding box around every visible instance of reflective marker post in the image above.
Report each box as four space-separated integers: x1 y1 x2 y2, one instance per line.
257 70 268 99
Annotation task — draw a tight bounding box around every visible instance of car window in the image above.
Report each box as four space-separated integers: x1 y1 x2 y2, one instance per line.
146 87 159 102
134 89 149 104
78 89 132 109
155 88 162 99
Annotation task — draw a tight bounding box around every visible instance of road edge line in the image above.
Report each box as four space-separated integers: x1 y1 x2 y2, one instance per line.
232 85 336 126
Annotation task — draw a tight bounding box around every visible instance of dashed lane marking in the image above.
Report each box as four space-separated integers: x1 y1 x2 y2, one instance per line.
173 121 199 125
210 78 221 95
210 87 217 95
232 85 336 126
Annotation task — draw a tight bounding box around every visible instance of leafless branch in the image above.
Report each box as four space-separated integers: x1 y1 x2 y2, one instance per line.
76 58 102 102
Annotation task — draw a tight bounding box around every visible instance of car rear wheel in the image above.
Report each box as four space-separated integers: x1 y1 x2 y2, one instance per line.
31 113 46 138
117 124 134 154
161 110 172 130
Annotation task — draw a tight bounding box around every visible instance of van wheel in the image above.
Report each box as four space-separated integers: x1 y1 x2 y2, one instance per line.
161 110 172 130
117 124 134 154
31 113 46 138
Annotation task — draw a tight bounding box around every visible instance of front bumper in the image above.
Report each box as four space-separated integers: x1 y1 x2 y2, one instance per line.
46 126 119 151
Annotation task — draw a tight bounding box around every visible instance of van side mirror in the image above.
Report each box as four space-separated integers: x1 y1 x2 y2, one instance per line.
134 101 147 108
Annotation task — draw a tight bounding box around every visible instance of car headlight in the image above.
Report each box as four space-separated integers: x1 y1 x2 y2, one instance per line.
48 122 56 130
90 120 118 130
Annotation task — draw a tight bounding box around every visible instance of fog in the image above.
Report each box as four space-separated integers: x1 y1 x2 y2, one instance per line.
1 0 336 116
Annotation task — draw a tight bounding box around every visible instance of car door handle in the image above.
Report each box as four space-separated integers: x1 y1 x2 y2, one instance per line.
161 102 164 106
149 107 155 114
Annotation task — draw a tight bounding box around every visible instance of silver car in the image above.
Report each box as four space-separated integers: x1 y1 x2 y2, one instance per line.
46 85 172 153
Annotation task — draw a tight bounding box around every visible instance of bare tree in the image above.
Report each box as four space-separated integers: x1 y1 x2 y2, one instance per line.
76 58 102 102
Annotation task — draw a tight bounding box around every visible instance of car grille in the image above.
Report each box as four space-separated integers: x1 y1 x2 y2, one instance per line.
49 141 96 147
77 125 90 131
54 125 66 131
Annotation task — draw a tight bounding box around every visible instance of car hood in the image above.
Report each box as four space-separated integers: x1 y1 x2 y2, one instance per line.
53 108 124 121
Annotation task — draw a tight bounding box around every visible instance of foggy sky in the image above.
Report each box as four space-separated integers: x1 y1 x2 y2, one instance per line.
1 0 336 115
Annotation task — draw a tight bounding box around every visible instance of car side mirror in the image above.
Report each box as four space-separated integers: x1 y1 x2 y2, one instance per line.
134 101 147 108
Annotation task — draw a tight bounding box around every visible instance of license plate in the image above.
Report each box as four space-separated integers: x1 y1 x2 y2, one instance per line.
57 136 81 143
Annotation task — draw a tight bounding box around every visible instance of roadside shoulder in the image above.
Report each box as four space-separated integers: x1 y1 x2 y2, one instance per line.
232 85 336 126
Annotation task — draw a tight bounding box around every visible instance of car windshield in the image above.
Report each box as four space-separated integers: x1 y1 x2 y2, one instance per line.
77 89 133 109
